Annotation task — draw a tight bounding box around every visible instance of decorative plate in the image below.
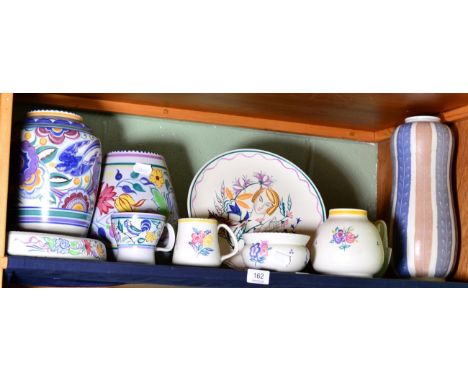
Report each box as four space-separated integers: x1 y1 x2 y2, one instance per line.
7 231 107 261
187 149 326 269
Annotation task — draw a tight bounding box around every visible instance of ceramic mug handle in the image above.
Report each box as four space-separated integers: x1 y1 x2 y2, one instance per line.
155 223 176 252
218 223 239 262
373 220 391 277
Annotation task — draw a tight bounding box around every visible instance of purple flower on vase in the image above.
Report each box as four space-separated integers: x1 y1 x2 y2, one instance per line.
333 229 345 244
249 241 269 264
330 226 358 251
20 141 39 182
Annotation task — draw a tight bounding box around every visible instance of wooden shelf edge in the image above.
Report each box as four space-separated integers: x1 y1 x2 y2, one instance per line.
15 94 377 142
17 94 468 142
0 257 8 269
373 103 468 142
441 103 468 123
374 128 394 142
0 93 13 264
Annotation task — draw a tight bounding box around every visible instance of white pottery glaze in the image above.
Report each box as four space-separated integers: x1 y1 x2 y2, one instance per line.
7 231 106 261
172 218 239 267
312 209 387 277
187 148 325 270
240 232 310 272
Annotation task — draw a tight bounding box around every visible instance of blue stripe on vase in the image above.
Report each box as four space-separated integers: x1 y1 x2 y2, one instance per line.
392 123 412 277
434 123 453 277
18 216 90 227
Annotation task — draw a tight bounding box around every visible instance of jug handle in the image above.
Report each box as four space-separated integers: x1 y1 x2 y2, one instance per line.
373 220 391 277
218 224 240 262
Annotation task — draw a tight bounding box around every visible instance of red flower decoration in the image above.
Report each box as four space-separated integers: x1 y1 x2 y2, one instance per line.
97 184 117 215
36 127 80 144
60 191 90 212
345 233 356 244
83 240 92 255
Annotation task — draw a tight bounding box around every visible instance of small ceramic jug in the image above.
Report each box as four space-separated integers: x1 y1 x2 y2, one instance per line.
172 218 239 267
313 209 389 277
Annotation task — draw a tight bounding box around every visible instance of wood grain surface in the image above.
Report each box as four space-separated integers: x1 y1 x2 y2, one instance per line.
0 94 13 287
452 119 468 280
15 93 468 142
51 93 468 131
15 93 376 142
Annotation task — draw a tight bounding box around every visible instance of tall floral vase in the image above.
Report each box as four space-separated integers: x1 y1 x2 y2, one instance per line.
18 110 102 236
91 151 179 256
390 116 458 279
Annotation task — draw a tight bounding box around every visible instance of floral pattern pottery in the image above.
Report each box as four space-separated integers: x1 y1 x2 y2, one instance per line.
187 149 325 270
172 218 239 267
111 212 175 265
17 110 102 236
239 232 310 272
7 231 106 261
91 151 179 255
330 226 358 251
313 209 388 278
188 228 214 256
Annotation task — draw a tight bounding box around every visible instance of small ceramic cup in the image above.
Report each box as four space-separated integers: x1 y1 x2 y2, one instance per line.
111 212 175 264
172 218 239 267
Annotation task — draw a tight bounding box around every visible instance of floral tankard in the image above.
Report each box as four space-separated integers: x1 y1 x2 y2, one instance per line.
172 218 239 267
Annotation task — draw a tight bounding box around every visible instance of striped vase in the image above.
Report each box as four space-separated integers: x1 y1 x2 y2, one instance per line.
390 116 458 279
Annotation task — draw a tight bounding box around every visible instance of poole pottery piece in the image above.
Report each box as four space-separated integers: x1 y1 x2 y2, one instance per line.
390 116 458 279
313 209 388 277
172 218 239 267
7 231 106 261
239 232 310 272
91 151 179 255
111 212 175 264
17 110 102 236
187 149 325 270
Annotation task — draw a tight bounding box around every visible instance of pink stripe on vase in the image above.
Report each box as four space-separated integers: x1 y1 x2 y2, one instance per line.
413 122 433 276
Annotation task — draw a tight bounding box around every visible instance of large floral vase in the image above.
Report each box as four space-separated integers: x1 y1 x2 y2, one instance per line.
18 110 102 236
90 150 179 255
390 116 458 279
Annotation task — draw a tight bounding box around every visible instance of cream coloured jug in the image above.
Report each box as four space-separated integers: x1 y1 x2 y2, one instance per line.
313 209 389 277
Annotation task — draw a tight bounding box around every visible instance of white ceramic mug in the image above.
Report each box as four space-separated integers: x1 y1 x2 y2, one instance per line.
172 218 239 267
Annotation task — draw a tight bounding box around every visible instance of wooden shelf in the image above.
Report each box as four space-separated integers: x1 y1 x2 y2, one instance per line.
4 93 468 287
15 93 468 142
